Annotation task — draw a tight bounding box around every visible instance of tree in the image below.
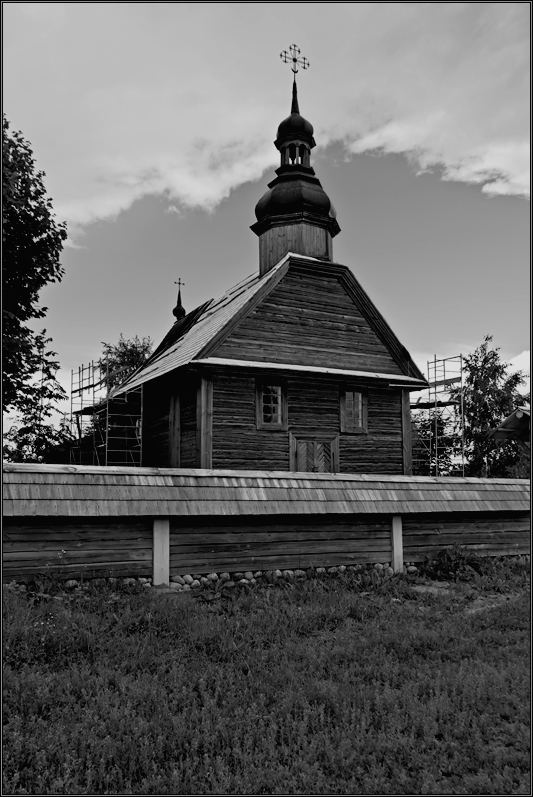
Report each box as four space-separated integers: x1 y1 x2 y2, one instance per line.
449 336 529 477
3 114 67 414
100 334 153 391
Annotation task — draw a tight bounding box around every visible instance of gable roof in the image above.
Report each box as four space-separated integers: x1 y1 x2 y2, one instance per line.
114 253 427 395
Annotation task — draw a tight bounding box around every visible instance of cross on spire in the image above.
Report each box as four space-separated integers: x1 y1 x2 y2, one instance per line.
280 44 309 76
174 279 185 290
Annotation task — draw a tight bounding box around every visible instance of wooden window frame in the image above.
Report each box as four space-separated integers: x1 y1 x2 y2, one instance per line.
256 380 288 431
289 432 340 473
340 387 368 434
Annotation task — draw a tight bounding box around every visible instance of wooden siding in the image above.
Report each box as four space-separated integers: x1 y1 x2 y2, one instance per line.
259 223 332 275
179 379 198 468
4 464 530 518
214 265 405 374
3 518 152 579
142 375 171 467
170 516 392 574
402 513 530 561
211 370 403 473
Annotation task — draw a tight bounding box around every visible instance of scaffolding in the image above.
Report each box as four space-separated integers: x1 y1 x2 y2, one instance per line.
411 354 465 477
69 359 142 467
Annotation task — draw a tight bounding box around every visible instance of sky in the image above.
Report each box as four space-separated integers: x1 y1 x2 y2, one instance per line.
3 2 530 421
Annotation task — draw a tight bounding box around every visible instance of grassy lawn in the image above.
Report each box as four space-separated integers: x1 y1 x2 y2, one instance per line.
3 556 530 795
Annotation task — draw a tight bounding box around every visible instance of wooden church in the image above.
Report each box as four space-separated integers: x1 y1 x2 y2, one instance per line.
113 77 428 475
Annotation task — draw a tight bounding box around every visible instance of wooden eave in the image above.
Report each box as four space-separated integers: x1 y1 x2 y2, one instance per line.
4 463 530 518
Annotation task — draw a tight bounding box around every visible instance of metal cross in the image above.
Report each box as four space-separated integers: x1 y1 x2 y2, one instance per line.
174 279 185 289
280 44 309 75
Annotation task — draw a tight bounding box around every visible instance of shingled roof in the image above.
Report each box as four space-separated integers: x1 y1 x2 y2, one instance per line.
3 463 530 517
113 252 427 395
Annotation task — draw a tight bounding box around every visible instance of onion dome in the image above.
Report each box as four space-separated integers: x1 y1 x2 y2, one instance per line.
172 287 186 322
275 81 316 149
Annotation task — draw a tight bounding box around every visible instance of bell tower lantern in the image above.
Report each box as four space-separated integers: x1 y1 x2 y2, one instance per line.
251 45 340 275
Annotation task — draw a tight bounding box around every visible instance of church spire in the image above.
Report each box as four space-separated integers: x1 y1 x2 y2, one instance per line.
250 46 340 275
172 280 186 322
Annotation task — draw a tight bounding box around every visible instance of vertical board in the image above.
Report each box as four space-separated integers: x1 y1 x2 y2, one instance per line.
401 390 413 476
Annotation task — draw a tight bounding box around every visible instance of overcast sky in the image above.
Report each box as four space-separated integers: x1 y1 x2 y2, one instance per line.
3 2 530 418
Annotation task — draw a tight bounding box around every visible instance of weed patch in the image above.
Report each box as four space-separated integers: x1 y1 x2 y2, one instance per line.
3 561 530 795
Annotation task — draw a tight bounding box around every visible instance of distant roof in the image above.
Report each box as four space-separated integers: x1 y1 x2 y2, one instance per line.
113 252 427 395
489 406 531 443
4 463 530 518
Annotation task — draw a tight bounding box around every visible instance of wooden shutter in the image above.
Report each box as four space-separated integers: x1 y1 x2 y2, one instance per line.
292 435 339 473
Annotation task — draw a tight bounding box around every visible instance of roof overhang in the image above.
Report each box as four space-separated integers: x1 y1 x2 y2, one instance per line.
193 357 428 389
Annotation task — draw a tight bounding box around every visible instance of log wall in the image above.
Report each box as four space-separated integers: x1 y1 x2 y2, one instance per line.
211 369 403 473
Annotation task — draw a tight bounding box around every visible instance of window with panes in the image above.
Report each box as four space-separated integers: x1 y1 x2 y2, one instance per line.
340 388 368 433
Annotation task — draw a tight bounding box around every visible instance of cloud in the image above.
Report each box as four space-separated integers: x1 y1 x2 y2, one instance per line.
3 3 529 239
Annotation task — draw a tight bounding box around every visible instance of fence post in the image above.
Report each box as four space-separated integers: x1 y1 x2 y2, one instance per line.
153 518 170 585
391 515 403 573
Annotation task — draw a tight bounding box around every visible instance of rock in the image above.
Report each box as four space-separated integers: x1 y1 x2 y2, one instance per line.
192 574 203 581
294 569 307 578
249 578 257 585
182 575 194 585
182 584 191 591
168 582 182 591
327 566 338 574
142 582 152 588
223 580 236 589
190 580 201 589
407 566 418 574
316 567 326 575
65 579 78 589
264 570 274 582
253 571 262 578
238 579 249 585
244 571 254 580
386 567 394 577
234 572 244 581
207 573 218 581
171 575 186 585
282 570 294 580
338 565 347 574
200 577 209 586
220 572 230 582
108 577 118 584
273 570 282 579
138 577 148 584
346 565 355 572
374 563 384 571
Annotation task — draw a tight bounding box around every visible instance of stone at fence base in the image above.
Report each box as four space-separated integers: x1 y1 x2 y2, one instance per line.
282 570 294 580
122 578 136 586
223 580 236 589
327 566 338 574
171 575 186 585
273 570 282 579
182 575 193 585
253 571 262 578
244 571 254 581
182 584 192 591
238 579 249 585
142 582 152 588
65 579 78 589
200 577 209 586
386 567 394 577
192 574 203 581
234 572 244 581
220 573 230 582
191 580 201 589
338 565 346 574
207 573 218 581
316 567 326 575
294 569 307 578
138 578 149 584
168 582 182 591
407 566 418 574
374 563 383 571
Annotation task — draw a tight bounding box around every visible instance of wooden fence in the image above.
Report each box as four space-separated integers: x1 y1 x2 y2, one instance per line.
3 464 530 582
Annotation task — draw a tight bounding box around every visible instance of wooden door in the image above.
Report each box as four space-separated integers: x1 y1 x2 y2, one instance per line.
291 434 339 473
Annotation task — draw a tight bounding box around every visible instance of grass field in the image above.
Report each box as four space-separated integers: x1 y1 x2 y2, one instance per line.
3 554 530 795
